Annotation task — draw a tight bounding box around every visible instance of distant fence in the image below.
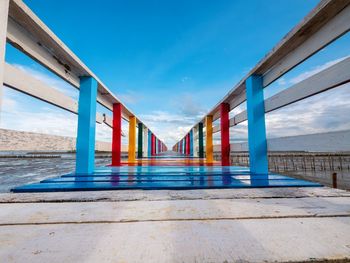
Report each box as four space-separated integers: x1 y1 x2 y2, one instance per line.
213 130 350 153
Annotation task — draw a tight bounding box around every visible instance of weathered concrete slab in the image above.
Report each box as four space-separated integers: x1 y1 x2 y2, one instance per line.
0 197 349 225
1 187 349 262
1 187 349 203
0 217 349 263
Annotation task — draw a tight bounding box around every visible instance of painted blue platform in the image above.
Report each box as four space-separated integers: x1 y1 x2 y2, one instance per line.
12 166 321 192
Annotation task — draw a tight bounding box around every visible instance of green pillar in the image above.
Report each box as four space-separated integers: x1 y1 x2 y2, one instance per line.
137 123 143 158
198 122 204 158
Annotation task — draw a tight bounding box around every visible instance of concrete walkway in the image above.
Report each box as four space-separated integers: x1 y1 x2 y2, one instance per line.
0 187 350 262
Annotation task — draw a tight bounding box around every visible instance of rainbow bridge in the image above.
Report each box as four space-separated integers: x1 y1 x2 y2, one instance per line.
0 0 349 192
1 1 350 262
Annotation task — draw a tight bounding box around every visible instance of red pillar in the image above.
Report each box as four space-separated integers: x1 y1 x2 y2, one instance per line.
186 134 190 155
151 134 155 156
112 103 122 166
220 103 230 166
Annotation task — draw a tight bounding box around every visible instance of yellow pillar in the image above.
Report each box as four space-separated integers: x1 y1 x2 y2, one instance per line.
128 116 136 162
206 115 213 163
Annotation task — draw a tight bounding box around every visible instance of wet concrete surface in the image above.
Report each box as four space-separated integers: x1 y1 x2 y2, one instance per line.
0 154 111 193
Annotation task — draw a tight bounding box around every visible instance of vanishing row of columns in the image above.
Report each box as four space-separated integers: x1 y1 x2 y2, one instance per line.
76 77 166 174
173 75 268 174
111 103 167 167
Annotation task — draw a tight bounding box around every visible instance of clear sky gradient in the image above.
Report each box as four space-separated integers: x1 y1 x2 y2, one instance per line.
2 0 350 146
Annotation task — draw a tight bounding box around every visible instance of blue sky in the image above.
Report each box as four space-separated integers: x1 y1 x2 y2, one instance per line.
2 0 350 146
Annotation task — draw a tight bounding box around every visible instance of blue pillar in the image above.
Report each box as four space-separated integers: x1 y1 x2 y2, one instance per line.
190 130 194 156
148 130 152 157
76 77 98 174
246 75 268 174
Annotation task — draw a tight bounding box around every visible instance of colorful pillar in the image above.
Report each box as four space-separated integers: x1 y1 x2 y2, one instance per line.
246 75 268 174
183 138 186 155
76 77 98 174
128 116 136 162
220 103 230 166
206 115 213 163
186 134 190 155
137 122 143 158
112 103 122 166
190 130 194 156
198 122 204 158
193 127 198 157
148 130 152 157
143 127 148 157
151 134 155 156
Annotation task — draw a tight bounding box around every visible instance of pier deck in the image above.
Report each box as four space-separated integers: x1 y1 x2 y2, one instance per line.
0 187 350 262
12 155 320 192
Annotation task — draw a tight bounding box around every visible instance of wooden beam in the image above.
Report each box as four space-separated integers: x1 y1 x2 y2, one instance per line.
262 3 350 86
217 56 350 130
6 0 149 127
185 0 350 133
3 63 105 124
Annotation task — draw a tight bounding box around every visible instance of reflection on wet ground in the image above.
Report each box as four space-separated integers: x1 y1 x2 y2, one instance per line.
10 155 320 192
0 154 110 193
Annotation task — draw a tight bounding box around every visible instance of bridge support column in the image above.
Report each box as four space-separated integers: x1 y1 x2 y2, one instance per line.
206 115 213 163
128 116 136 163
220 103 230 166
143 127 148 157
0 0 9 123
190 130 194 156
186 134 190 155
198 122 204 158
137 122 143 158
76 77 98 174
112 103 122 166
193 126 198 157
155 138 157 155
148 130 152 156
246 75 268 174
151 134 155 156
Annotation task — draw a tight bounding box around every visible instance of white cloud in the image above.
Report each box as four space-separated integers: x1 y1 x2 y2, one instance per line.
118 90 143 105
11 63 79 99
289 56 349 85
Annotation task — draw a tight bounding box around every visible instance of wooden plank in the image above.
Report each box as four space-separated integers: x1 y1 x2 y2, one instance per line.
263 3 350 86
0 197 349 224
183 0 350 137
6 0 146 127
229 56 350 128
3 63 105 124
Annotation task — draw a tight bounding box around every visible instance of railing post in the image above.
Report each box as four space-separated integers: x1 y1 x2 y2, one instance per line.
128 116 136 162
193 126 198 157
220 103 230 166
206 115 213 163
0 0 9 124
137 122 143 158
198 122 204 158
154 138 156 155
246 75 268 174
151 134 155 156
76 77 98 174
186 134 190 155
112 103 122 166
148 130 152 157
190 130 194 156
143 127 148 157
